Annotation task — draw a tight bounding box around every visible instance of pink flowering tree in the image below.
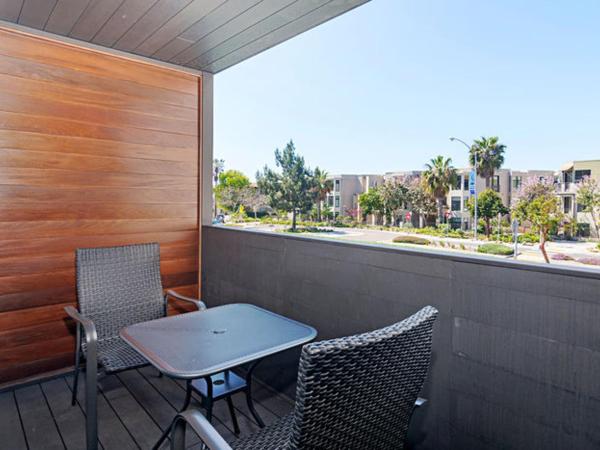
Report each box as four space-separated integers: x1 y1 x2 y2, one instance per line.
512 177 564 263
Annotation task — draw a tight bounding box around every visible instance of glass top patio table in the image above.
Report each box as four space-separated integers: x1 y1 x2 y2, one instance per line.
120 303 317 379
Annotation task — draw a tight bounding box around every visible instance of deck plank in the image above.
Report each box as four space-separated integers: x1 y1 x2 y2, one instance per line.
14 384 64 450
138 366 236 441
117 369 201 448
65 374 138 450
250 380 294 418
4 372 291 449
0 390 28 449
41 377 98 450
98 374 164 449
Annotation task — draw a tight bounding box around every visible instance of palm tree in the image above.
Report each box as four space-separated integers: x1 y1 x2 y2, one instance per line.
469 136 506 188
212 159 225 217
423 156 457 225
213 158 225 185
311 167 332 222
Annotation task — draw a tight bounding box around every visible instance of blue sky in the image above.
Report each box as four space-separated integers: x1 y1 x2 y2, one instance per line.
214 0 600 179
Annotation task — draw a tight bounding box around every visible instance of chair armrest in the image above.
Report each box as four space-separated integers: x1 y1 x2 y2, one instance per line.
165 290 206 311
170 410 232 450
64 305 97 345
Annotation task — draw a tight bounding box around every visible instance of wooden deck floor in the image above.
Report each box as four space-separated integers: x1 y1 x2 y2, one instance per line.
0 367 293 450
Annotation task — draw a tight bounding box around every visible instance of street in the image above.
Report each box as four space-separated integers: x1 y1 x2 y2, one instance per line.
228 223 599 268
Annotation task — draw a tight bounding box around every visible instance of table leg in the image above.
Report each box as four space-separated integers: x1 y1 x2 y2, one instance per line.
152 380 193 450
244 359 265 428
204 376 213 422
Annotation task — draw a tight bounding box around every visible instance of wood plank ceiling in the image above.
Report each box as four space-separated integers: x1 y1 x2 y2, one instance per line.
0 0 369 73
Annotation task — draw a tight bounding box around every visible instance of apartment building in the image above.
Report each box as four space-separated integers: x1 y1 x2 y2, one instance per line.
558 159 600 237
325 174 384 218
447 168 555 229
326 163 600 237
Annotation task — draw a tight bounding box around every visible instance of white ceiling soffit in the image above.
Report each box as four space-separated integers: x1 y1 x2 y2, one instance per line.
0 0 370 73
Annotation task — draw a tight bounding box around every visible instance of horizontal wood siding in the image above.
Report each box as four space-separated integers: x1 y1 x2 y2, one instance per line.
0 27 201 384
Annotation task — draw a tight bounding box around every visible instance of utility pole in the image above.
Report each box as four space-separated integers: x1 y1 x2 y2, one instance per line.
450 137 478 241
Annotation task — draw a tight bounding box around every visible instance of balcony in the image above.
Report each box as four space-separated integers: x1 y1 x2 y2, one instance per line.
1 2 600 449
556 182 578 194
4 225 599 449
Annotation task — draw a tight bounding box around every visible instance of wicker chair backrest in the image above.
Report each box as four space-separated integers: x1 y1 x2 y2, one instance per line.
291 305 438 450
76 243 165 342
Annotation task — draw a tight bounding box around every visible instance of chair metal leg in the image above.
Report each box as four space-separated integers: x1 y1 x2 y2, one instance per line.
85 336 98 450
245 360 265 428
226 396 240 435
71 326 82 406
170 416 186 450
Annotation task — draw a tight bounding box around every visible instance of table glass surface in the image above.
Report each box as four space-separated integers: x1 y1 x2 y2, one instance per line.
120 303 316 379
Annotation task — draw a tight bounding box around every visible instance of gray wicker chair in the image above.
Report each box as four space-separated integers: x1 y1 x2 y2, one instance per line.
65 243 206 450
169 305 438 450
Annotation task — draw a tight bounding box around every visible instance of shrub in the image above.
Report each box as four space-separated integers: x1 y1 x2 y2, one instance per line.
392 236 431 245
285 227 334 233
550 253 574 261
597 243 600 251
477 243 514 256
577 256 600 266
412 226 467 239
460 244 466 250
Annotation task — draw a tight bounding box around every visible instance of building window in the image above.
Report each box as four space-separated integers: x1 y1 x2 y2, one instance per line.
453 177 462 190
334 179 340 192
575 170 591 182
563 171 573 183
577 202 584 213
451 197 461 211
463 177 469 190
491 175 500 192
564 196 572 214
335 196 340 208
327 196 333 207
512 176 522 190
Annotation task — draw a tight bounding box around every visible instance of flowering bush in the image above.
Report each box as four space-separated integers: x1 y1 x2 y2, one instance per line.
577 257 600 266
550 253 574 261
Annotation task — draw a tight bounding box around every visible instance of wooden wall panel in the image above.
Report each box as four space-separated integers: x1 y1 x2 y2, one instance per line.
0 27 201 384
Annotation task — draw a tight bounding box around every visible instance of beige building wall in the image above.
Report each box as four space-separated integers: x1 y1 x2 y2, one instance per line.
558 160 600 237
325 174 383 219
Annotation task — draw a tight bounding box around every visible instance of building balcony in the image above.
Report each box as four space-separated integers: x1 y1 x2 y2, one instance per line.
556 182 578 194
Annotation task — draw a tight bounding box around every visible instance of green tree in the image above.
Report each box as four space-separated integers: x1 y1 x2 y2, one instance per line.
214 169 251 213
358 187 384 223
217 170 250 189
256 140 314 231
380 180 409 225
406 179 437 228
469 136 506 188
467 189 508 237
310 167 333 222
512 178 564 263
422 156 457 225
576 177 600 238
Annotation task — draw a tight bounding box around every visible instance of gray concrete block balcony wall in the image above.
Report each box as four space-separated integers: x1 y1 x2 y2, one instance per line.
202 226 600 450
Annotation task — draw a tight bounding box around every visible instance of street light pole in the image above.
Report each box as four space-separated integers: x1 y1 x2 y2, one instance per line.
450 137 478 241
